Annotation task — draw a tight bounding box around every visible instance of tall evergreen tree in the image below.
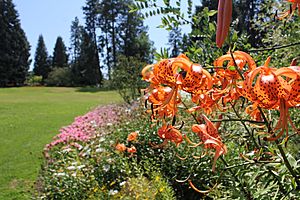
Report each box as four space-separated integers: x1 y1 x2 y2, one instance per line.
73 30 103 86
70 17 83 63
33 35 50 81
0 0 30 86
52 36 68 68
97 0 121 80
118 0 153 63
83 0 102 82
168 27 183 57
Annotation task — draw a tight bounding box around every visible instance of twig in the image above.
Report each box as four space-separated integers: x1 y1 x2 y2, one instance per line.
230 102 260 148
248 42 300 52
211 119 265 124
181 101 200 124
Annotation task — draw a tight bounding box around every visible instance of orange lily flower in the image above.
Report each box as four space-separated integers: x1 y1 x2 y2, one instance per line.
216 0 232 47
214 51 256 81
146 85 180 118
127 131 139 142
243 57 300 141
115 143 127 152
127 146 137 154
277 0 300 20
157 124 183 147
192 115 227 172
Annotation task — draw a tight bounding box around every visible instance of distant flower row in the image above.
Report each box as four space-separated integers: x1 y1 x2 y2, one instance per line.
44 104 129 153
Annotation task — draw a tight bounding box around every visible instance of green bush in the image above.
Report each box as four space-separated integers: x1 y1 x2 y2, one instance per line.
45 67 73 86
111 55 147 103
26 75 43 86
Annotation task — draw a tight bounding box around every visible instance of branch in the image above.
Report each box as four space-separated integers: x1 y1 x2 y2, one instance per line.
211 119 265 125
248 42 300 52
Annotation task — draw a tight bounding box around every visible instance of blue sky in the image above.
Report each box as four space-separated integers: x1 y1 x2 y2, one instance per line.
13 0 196 70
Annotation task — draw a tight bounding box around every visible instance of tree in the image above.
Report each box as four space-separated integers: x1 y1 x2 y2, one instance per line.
70 17 84 63
33 35 50 82
168 27 183 57
118 0 154 62
97 0 122 80
73 30 103 86
83 0 103 84
52 36 68 68
0 0 30 87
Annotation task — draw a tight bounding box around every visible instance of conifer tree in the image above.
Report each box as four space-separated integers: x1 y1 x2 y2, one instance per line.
70 17 83 63
33 35 50 81
168 27 183 57
73 29 102 86
52 36 68 68
0 0 30 86
83 0 103 83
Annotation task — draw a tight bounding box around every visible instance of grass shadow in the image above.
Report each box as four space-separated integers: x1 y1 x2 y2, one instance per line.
75 86 111 93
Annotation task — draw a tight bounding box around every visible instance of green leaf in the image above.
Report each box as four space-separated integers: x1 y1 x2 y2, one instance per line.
208 22 215 32
232 31 238 42
207 10 218 17
228 66 236 71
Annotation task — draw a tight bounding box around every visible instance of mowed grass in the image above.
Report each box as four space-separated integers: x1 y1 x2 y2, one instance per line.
0 87 122 199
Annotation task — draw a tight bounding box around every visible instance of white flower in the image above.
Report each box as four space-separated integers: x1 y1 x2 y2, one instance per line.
103 165 110 172
119 181 126 186
71 172 77 177
77 165 85 170
108 190 118 195
67 166 76 170
55 172 66 177
96 148 105 153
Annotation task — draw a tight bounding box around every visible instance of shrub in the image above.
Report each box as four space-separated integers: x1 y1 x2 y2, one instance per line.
26 75 43 86
45 67 73 86
111 55 147 103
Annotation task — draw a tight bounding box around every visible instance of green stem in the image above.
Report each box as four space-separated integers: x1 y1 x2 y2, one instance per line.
229 48 245 81
220 157 253 200
224 160 282 170
230 102 260 148
257 107 300 189
275 140 300 189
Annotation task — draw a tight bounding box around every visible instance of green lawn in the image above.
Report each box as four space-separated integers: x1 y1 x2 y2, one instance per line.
0 87 122 199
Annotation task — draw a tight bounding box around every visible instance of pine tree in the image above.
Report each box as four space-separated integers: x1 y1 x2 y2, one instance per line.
73 30 102 86
52 36 68 68
168 27 183 57
83 0 103 83
33 35 50 82
70 17 83 63
0 0 30 86
118 0 153 63
97 0 125 80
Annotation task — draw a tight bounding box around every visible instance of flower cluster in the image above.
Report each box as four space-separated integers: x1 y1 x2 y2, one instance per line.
142 52 300 171
115 131 139 155
45 104 126 151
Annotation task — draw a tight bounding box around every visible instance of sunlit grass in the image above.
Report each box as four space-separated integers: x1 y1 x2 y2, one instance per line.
0 87 122 199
